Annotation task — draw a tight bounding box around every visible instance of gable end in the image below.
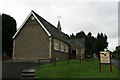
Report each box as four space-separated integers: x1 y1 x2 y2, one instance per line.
12 10 51 39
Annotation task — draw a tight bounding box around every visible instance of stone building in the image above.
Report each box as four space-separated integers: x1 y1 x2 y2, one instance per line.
68 38 85 59
12 10 84 61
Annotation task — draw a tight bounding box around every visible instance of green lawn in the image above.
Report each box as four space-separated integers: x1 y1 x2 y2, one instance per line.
36 59 119 78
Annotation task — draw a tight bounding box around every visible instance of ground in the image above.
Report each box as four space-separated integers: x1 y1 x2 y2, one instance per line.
36 59 119 79
2 62 41 79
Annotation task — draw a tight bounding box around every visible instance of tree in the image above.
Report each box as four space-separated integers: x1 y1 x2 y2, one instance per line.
69 31 86 39
94 33 108 58
69 31 108 59
113 46 120 59
76 31 86 38
69 33 75 39
85 32 96 58
2 14 17 58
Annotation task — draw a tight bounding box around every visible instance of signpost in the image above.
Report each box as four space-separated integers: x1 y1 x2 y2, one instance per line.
99 51 112 72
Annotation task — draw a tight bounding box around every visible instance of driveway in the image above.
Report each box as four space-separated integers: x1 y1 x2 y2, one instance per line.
2 62 41 79
112 59 120 70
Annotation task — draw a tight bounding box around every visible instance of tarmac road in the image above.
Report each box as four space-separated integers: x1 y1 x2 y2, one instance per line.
2 59 120 79
112 59 120 70
2 62 41 79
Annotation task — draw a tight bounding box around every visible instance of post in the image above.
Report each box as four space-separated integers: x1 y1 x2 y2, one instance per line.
110 63 112 71
99 54 101 72
38 59 41 68
110 53 112 71
99 63 101 72
68 51 70 64
54 58 56 66
80 56 81 63
68 57 69 64
40 59 41 63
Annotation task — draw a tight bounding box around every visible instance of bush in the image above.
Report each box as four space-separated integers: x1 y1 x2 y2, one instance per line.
118 55 120 60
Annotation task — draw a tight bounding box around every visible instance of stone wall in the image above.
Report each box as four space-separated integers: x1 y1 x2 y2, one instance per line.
13 15 49 59
51 38 69 59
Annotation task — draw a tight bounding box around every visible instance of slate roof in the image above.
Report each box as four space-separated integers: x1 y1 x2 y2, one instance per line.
13 10 69 43
32 11 69 43
68 38 85 48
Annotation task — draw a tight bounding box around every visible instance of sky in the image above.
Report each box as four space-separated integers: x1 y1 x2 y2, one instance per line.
0 0 119 51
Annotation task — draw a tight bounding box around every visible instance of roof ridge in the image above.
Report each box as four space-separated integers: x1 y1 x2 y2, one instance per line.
32 10 58 30
32 10 69 38
13 10 69 43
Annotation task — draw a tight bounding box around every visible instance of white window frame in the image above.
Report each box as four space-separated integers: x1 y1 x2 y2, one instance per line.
65 44 69 53
60 42 64 52
53 39 59 51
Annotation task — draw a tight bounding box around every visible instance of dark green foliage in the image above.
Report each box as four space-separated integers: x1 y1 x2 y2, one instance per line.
76 31 86 38
69 33 75 39
69 31 86 39
113 46 120 59
69 31 108 59
85 32 96 58
2 14 17 58
93 33 108 58
116 46 120 55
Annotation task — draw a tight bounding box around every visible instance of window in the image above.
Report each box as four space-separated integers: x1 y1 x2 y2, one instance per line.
53 39 59 51
53 39 69 53
65 44 69 53
60 42 64 52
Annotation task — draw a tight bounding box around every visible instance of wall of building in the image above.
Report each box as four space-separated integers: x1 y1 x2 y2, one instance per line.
76 48 84 59
70 48 85 59
13 15 49 59
51 38 69 59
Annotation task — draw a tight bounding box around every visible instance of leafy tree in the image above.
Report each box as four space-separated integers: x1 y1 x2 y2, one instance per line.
69 33 75 39
69 31 108 59
69 31 86 39
94 33 108 58
76 31 86 38
85 32 96 58
116 46 120 54
2 14 17 58
113 46 120 59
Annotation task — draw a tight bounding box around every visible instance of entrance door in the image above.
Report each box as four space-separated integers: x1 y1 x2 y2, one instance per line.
71 50 76 59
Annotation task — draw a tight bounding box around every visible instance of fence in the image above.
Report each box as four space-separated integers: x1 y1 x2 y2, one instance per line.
37 56 82 67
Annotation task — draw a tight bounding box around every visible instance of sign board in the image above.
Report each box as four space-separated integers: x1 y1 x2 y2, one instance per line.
99 51 112 72
100 51 110 63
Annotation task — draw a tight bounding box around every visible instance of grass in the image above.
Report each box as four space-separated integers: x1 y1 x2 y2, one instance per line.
36 59 119 78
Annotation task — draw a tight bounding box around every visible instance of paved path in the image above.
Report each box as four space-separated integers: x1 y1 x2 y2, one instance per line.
111 59 120 70
2 62 41 79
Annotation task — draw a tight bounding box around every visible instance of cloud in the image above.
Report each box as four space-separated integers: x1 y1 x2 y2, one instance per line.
0 1 118 51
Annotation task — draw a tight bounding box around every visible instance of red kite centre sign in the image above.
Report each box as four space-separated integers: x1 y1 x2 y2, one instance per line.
100 51 110 64
99 51 112 72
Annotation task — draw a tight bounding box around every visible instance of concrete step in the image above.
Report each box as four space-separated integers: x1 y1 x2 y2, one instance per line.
22 71 35 74
21 73 36 77
23 69 35 72
21 76 38 79
21 68 37 79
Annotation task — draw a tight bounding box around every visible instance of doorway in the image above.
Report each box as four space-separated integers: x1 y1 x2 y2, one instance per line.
70 50 76 59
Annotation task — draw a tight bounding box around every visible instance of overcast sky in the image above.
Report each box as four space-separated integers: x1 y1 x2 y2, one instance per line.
0 0 119 51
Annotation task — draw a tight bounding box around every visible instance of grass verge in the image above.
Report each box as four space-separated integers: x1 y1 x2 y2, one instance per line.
36 59 119 78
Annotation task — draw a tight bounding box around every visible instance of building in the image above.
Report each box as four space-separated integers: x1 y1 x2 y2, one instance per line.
12 10 84 61
68 38 85 59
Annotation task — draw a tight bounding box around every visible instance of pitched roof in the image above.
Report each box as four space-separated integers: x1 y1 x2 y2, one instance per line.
68 38 85 48
13 10 69 43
